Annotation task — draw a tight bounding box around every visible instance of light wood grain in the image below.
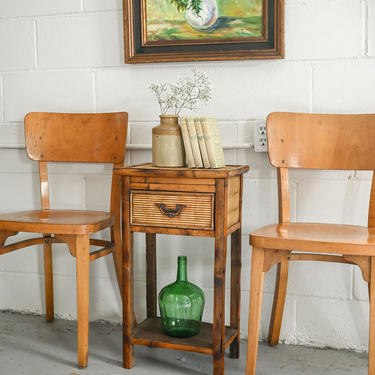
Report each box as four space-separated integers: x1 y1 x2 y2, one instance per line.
43 235 54 322
248 112 375 375
39 162 50 210
0 230 18 247
25 112 128 163
268 260 289 346
130 318 237 355
213 178 228 375
115 164 249 179
246 247 265 375
0 210 113 235
370 257 375 374
131 177 216 185
227 176 240 228
131 191 214 230
251 223 375 256
110 171 123 294
277 168 290 222
76 234 90 368
267 112 375 170
120 164 249 375
0 112 129 369
369 172 375 228
130 225 215 237
123 176 135 369
130 182 215 193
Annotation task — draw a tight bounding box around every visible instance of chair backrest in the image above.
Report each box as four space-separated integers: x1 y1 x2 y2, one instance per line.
266 112 375 226
267 112 375 170
24 112 128 211
25 112 128 163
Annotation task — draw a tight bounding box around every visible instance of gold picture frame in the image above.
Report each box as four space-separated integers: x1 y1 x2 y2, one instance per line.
123 0 284 63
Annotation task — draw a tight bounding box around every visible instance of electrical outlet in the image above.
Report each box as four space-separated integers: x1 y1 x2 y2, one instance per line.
253 123 268 152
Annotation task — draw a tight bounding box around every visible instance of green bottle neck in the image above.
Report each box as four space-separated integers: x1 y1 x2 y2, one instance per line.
177 256 188 282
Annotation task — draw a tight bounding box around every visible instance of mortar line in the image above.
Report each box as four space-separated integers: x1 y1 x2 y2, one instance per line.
293 299 297 343
350 265 355 301
309 63 313 113
92 70 97 112
0 9 120 21
235 121 239 164
292 181 298 222
0 74 4 122
1 56 375 76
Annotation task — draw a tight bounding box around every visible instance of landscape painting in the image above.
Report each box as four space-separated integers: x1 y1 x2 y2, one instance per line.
123 0 284 63
145 0 263 44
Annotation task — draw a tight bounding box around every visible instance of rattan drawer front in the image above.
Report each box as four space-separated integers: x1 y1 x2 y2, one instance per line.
131 191 214 230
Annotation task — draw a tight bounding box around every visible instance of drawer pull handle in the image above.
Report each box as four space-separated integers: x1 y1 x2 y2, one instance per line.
156 203 185 218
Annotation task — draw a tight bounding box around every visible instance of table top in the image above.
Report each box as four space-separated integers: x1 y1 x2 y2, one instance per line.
115 163 249 179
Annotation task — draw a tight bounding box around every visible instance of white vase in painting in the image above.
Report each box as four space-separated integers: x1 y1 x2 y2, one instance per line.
186 0 218 30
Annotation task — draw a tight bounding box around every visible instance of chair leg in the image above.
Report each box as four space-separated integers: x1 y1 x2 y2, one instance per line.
75 234 90 369
43 236 54 322
268 259 289 346
111 222 122 296
246 247 265 375
369 257 375 375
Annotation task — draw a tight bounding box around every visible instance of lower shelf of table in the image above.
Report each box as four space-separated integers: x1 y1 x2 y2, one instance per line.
130 318 238 355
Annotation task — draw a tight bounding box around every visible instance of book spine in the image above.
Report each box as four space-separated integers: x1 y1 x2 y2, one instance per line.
201 118 218 168
186 117 203 168
179 117 195 168
194 118 210 168
208 118 225 168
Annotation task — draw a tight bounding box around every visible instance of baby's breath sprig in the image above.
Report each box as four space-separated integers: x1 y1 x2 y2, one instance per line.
149 67 212 115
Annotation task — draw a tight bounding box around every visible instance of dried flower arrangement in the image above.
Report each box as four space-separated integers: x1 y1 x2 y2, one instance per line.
150 66 212 115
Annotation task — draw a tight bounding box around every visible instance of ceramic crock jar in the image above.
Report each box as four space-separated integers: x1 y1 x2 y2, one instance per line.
152 115 185 167
186 0 218 30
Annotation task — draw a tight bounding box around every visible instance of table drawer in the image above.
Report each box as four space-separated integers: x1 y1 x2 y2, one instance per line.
131 191 214 230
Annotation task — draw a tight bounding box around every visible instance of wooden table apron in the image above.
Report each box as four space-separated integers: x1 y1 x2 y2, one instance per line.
115 164 249 375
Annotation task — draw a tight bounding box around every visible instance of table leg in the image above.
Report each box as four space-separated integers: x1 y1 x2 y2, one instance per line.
146 233 157 318
123 176 134 369
230 228 241 358
213 179 228 375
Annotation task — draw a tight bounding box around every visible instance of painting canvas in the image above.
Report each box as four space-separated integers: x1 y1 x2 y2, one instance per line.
145 0 263 44
123 0 284 63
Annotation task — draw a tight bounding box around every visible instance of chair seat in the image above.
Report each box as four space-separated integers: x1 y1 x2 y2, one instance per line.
0 210 113 235
250 222 375 255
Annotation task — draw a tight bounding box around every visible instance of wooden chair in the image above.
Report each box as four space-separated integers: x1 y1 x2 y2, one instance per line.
246 112 375 375
0 112 128 368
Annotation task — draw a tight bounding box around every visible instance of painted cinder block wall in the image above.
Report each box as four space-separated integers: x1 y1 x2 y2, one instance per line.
0 0 374 351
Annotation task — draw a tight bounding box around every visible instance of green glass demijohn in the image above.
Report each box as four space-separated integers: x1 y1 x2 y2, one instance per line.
159 256 205 338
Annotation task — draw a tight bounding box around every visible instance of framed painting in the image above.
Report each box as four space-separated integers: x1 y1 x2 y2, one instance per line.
123 0 284 63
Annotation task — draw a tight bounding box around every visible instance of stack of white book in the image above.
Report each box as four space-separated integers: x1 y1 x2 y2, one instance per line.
179 117 225 169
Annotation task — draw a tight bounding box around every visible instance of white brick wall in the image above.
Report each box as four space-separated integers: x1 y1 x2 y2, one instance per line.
285 0 363 60
0 0 81 17
37 12 123 68
0 19 35 71
83 0 122 11
3 71 94 121
312 60 375 113
368 0 375 56
0 0 374 352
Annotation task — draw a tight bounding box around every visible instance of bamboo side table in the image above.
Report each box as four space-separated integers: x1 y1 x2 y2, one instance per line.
115 163 249 375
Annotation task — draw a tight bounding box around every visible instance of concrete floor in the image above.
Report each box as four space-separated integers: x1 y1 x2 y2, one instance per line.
0 311 368 375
